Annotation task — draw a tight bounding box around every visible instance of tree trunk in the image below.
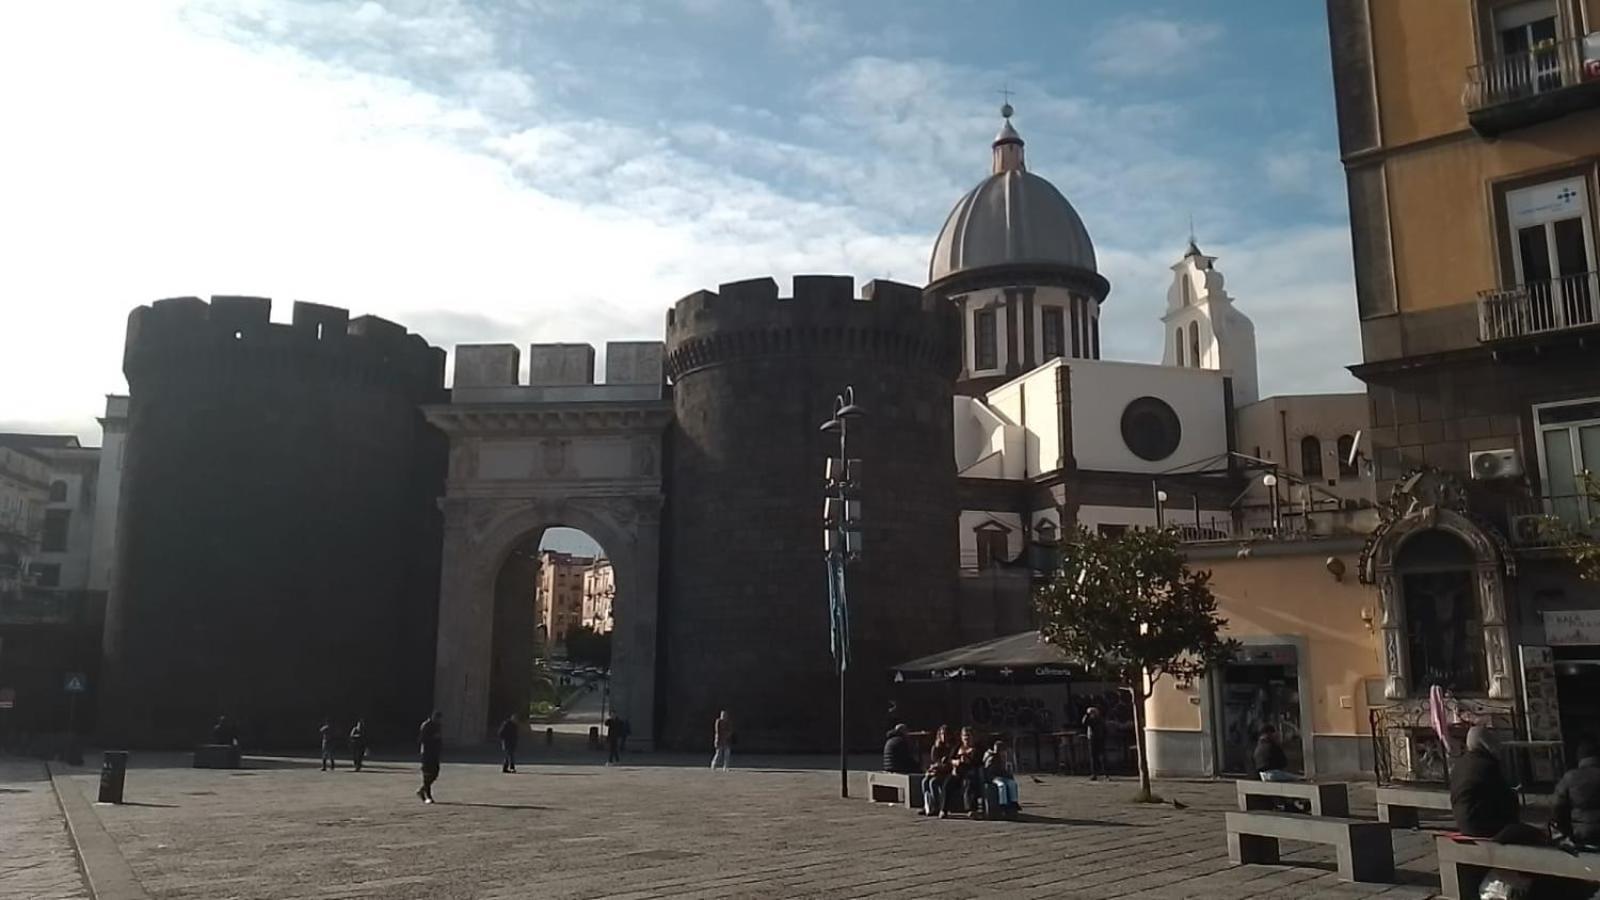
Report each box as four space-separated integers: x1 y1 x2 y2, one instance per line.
1131 686 1153 799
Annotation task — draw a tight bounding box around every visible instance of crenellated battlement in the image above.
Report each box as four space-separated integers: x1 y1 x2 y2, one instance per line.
123 295 446 394
664 275 957 380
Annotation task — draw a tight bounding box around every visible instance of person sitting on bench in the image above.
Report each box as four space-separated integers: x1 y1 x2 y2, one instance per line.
882 723 919 775
1450 725 1520 838
984 738 1020 817
921 725 955 818
1553 737 1600 849
954 727 983 818
1253 725 1300 782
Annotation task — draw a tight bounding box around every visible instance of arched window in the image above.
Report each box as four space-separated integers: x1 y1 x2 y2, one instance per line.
1188 321 1201 368
1174 329 1185 367
48 481 67 503
1396 531 1485 694
1336 434 1357 479
1300 435 1324 479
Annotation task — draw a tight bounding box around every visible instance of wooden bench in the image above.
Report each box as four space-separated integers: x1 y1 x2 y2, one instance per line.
1375 786 1451 828
1225 811 1394 883
1235 779 1350 817
1436 835 1600 900
192 744 240 769
865 772 922 809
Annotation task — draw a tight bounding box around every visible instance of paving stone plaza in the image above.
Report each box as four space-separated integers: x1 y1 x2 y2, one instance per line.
2 751 1472 899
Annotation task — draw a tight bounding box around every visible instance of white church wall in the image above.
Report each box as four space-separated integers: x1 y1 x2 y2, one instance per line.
1066 360 1230 474
987 361 1064 477
954 396 1018 476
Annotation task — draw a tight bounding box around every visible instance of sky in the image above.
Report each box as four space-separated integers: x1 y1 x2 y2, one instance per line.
0 0 1359 461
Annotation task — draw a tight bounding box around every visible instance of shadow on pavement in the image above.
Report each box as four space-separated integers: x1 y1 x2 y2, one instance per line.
1014 813 1145 828
434 801 550 811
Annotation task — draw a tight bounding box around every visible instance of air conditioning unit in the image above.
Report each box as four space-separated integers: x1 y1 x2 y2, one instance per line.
1469 448 1523 480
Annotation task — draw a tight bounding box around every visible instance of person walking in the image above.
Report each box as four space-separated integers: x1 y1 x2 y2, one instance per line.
1082 705 1108 781
604 714 621 764
348 719 367 772
711 710 733 771
497 713 521 774
417 711 443 803
319 718 337 771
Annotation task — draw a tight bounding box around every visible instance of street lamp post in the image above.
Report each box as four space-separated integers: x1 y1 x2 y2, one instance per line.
1262 472 1281 535
821 386 863 800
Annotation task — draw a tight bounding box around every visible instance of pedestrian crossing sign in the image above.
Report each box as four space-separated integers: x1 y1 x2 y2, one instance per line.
64 673 87 693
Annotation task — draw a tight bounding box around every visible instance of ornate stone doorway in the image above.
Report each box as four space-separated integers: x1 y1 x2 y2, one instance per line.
425 343 670 747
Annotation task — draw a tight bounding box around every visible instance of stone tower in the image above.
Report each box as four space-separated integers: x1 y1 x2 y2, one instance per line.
1161 240 1260 405
100 296 447 748
661 276 961 751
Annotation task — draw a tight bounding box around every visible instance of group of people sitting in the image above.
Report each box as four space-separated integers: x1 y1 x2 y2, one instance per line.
1449 725 1600 850
882 724 1020 820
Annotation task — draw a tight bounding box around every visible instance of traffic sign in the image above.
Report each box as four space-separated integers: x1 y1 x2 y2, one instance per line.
64 673 87 694
0 687 14 709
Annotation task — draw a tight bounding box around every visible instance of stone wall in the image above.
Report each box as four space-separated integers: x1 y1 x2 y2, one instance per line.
100 296 447 748
661 275 961 751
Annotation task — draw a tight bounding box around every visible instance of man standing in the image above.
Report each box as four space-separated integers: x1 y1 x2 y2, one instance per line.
498 713 521 774
417 711 443 803
319 718 336 771
348 719 367 772
1082 705 1108 781
603 714 621 764
711 710 733 771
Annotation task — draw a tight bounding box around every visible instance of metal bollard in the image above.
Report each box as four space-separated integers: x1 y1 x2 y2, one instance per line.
588 726 600 750
98 751 129 804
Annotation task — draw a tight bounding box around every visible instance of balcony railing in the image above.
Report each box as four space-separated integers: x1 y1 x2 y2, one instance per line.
1465 31 1600 111
1478 271 1600 342
1504 491 1597 549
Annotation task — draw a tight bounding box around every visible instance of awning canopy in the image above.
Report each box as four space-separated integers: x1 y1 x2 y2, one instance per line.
891 631 1085 685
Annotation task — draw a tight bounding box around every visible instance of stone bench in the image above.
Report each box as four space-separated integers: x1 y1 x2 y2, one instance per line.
1235 779 1350 817
865 772 922 809
1436 835 1600 899
192 744 241 769
1225 811 1394 883
1375 786 1452 828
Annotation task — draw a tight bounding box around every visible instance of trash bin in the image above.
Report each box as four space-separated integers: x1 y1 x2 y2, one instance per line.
98 750 128 804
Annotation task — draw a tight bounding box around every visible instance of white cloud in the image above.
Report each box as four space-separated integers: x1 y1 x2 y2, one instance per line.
0 2 1357 444
1088 16 1224 78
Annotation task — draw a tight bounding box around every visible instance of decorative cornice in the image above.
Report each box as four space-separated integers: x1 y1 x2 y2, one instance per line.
423 401 673 436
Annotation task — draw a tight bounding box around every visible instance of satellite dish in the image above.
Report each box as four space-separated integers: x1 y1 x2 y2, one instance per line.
1347 430 1363 467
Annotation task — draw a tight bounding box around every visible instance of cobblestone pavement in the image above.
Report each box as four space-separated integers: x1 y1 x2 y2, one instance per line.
0 758 89 900
48 753 1452 899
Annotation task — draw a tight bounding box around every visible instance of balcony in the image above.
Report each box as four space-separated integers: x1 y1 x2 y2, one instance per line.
1465 32 1600 135
1504 491 1598 550
1478 271 1600 343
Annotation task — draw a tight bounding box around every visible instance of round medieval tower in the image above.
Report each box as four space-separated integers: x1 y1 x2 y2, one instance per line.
662 275 960 751
99 296 448 748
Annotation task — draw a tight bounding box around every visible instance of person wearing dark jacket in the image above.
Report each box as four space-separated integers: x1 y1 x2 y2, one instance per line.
498 713 521 773
417 711 443 803
1553 739 1600 848
882 724 919 774
1449 725 1520 838
348 719 367 772
1253 725 1299 782
1082 706 1108 781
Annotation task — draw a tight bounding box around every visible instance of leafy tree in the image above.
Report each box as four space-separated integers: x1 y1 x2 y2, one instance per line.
564 625 612 669
1564 473 1600 583
1034 526 1237 801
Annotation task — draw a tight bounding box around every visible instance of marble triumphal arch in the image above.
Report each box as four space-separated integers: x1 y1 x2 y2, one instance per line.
425 341 671 748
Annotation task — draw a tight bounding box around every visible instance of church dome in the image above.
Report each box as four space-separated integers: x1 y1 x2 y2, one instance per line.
928 112 1097 286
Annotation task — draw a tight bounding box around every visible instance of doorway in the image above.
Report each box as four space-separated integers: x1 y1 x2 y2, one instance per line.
1215 645 1304 776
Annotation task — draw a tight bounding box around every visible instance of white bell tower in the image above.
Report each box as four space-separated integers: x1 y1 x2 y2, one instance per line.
1161 240 1259 406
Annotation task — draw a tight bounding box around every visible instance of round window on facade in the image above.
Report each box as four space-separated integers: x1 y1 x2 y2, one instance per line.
1120 396 1182 461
